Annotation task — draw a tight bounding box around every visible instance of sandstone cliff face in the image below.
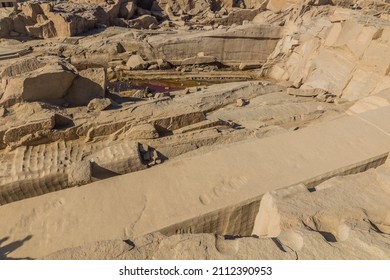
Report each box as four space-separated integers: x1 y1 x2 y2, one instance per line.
263 4 390 104
148 24 282 65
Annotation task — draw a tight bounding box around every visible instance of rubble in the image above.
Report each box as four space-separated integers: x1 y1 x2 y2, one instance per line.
87 98 113 112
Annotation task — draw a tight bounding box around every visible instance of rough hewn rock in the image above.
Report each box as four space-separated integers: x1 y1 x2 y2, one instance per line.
25 20 57 38
1 63 76 106
68 160 92 186
67 68 107 106
123 123 159 140
268 13 390 101
126 54 148 69
3 115 55 147
119 1 137 19
148 24 282 65
87 98 113 112
128 14 158 29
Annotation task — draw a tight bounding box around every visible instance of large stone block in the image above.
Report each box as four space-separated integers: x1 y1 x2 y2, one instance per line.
3 116 55 145
119 1 137 19
342 69 380 101
302 48 355 96
66 68 107 106
1 64 76 106
361 41 390 75
26 20 57 39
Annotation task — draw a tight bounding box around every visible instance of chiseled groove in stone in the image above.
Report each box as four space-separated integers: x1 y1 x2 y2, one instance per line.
0 173 68 205
0 140 145 205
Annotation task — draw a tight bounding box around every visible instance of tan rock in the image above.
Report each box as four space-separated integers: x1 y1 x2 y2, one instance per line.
342 69 380 101
179 55 217 66
302 48 355 96
3 116 55 146
119 1 137 19
67 68 107 107
20 3 43 21
253 169 390 242
0 57 46 79
287 87 327 97
68 161 92 186
236 98 247 107
87 98 113 112
156 58 171 70
0 16 13 37
1 63 76 106
126 54 148 70
26 20 57 39
277 230 304 252
0 107 6 117
128 15 158 29
122 124 159 140
346 88 390 114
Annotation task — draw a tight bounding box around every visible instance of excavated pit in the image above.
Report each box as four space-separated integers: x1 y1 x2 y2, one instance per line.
107 69 260 95
108 78 235 95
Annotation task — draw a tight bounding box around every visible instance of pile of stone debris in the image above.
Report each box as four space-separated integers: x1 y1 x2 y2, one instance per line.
0 0 388 39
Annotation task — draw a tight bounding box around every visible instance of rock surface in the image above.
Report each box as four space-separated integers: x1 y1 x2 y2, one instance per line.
1 0 390 261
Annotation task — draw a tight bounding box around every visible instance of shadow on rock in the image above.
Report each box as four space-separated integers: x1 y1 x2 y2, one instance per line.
0 235 34 260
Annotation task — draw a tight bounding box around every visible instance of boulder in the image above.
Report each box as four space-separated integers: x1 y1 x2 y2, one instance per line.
236 98 247 107
0 16 13 38
119 1 137 19
128 15 158 29
126 55 149 70
46 12 96 37
156 59 171 70
341 69 381 101
0 107 6 117
20 3 44 21
87 98 113 112
67 68 107 107
25 20 57 38
123 124 159 140
68 160 92 186
3 116 55 146
302 49 355 96
1 63 77 106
